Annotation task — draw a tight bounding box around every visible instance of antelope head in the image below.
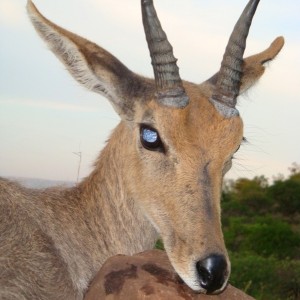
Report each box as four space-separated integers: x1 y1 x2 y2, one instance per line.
27 0 283 294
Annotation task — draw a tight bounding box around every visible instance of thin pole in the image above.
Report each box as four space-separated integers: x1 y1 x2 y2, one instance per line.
73 143 82 184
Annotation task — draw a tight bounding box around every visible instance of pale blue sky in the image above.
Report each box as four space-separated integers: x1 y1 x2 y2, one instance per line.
0 0 299 182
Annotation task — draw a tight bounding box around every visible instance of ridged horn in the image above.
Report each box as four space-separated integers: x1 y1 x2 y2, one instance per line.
211 0 260 118
141 0 189 108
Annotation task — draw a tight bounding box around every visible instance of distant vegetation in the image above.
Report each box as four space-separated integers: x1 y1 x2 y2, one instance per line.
222 163 300 300
156 163 300 300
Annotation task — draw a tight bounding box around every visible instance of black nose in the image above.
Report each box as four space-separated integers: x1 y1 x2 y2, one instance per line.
196 254 228 294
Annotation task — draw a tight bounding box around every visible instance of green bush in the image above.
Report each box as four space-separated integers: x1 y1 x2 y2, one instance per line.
276 259 300 300
222 200 253 219
230 253 300 300
223 217 300 259
269 179 300 215
243 218 300 259
229 254 278 299
223 217 248 251
155 239 164 250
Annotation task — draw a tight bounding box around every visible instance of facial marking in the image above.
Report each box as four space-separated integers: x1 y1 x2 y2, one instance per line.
199 161 213 219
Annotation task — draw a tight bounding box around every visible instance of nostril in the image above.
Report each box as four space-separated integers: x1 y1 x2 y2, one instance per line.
197 264 213 286
196 254 228 294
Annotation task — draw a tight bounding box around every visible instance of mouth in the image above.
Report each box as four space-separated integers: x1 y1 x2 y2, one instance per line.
170 254 230 295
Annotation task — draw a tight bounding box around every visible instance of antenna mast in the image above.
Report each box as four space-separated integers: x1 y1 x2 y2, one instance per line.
73 143 82 184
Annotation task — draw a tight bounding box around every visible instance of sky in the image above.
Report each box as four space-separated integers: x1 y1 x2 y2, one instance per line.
0 0 299 183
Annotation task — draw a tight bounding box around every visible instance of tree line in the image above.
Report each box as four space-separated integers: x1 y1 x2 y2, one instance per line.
222 163 300 299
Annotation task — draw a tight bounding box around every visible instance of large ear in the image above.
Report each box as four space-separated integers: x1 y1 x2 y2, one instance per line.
206 36 284 96
239 37 284 94
27 1 154 120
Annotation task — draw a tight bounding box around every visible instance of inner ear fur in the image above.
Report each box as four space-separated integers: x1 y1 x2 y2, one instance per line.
27 0 154 120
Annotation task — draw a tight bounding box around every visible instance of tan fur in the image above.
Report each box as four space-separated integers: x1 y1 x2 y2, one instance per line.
0 1 284 299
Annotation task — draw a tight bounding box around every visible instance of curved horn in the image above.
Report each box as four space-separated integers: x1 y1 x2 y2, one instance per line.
141 0 189 108
211 0 260 118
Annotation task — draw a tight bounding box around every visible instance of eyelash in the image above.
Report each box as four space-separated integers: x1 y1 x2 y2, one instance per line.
232 138 246 159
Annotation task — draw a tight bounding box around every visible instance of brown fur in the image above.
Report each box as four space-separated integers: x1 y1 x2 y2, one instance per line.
0 1 284 299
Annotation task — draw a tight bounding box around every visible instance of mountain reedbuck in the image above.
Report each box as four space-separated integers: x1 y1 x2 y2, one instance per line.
0 0 284 299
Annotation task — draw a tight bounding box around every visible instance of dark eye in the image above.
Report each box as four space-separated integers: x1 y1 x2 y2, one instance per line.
140 125 164 152
231 144 241 160
235 145 241 153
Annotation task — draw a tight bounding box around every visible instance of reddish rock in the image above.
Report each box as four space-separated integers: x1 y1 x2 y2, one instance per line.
84 250 255 300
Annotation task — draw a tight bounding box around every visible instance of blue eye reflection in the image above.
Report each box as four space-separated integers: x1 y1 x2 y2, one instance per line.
142 128 158 143
140 125 164 152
